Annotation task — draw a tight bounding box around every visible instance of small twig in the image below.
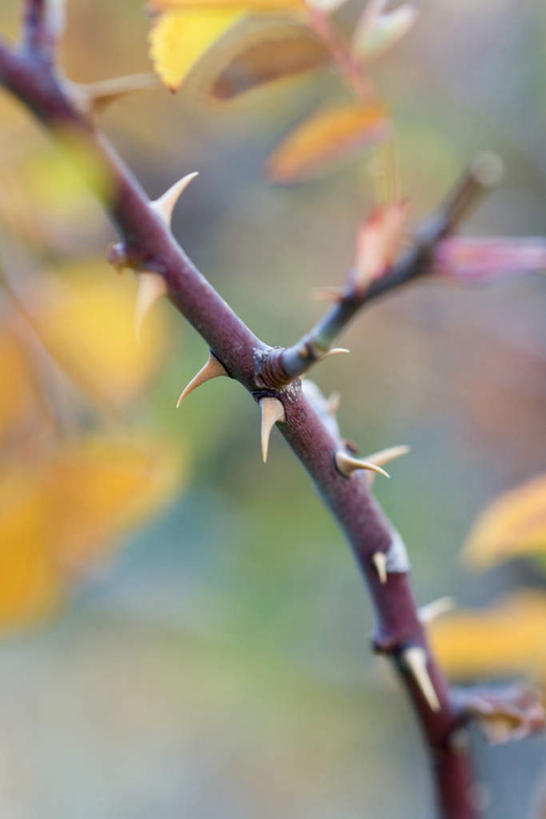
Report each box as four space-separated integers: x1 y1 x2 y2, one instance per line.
268 152 504 382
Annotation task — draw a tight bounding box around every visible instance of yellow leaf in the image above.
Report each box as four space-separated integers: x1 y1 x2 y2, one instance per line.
33 261 169 409
0 470 60 628
463 474 546 569
149 8 244 91
200 18 329 101
266 102 390 183
0 434 184 630
429 591 546 685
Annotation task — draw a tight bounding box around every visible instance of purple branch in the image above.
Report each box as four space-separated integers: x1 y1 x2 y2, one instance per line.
0 22 528 818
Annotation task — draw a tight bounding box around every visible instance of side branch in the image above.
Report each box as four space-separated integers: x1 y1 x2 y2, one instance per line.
268 153 503 384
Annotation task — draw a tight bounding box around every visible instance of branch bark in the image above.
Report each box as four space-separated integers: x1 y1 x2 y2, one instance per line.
0 16 507 818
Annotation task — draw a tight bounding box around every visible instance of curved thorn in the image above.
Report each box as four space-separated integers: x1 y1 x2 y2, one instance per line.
176 353 227 408
402 646 441 712
260 397 285 463
151 172 199 226
372 552 388 584
335 450 390 479
365 444 410 486
135 272 167 343
319 347 350 361
80 73 159 114
419 596 456 624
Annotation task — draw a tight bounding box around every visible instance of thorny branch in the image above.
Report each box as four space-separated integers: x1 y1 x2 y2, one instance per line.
0 4 543 818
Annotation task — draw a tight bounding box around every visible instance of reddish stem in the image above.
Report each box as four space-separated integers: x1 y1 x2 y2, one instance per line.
0 29 484 818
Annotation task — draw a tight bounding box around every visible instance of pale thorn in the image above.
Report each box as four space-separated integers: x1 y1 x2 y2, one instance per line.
327 391 340 415
135 272 167 343
80 73 159 115
335 450 390 479
319 347 350 361
176 353 228 408
419 596 456 624
150 172 199 226
364 444 410 486
372 552 387 584
260 397 285 463
402 646 441 713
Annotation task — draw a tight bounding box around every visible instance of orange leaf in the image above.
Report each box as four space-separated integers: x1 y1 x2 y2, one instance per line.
266 102 390 183
199 18 329 101
463 474 546 569
0 469 60 628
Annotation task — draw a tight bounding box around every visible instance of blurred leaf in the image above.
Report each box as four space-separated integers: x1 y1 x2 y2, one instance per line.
150 0 303 8
203 17 329 101
0 469 60 628
305 0 348 11
353 2 417 63
149 8 244 91
266 101 390 183
463 474 546 569
32 261 170 409
0 327 36 445
352 200 408 291
429 591 546 685
0 433 184 630
45 434 184 569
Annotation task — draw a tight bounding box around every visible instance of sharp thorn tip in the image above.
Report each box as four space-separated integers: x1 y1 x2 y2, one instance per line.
260 397 285 463
176 353 227 407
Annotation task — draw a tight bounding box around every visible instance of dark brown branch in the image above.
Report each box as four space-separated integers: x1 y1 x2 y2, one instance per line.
0 28 510 819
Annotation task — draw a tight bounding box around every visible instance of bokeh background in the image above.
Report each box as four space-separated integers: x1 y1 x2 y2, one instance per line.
0 1 545 817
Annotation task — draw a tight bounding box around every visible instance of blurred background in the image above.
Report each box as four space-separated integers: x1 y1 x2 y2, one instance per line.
0 0 545 817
